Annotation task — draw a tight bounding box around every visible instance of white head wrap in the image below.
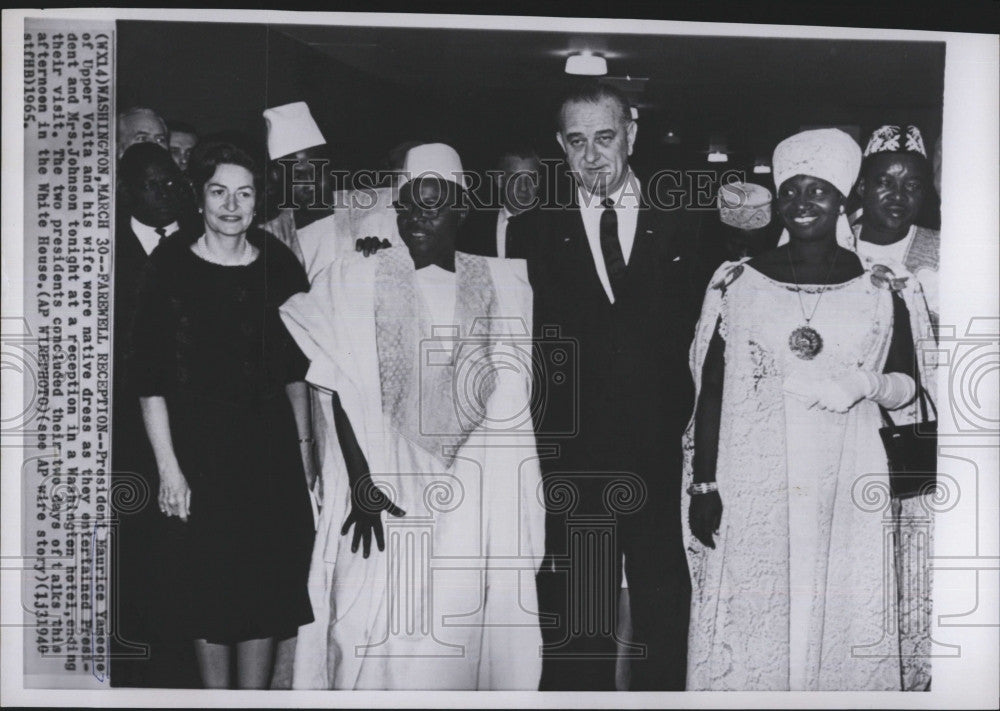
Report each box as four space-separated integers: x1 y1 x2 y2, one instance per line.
772 128 862 249
263 101 326 161
400 143 470 189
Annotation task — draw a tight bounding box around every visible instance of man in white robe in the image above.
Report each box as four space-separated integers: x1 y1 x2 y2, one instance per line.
280 143 545 689
261 102 405 282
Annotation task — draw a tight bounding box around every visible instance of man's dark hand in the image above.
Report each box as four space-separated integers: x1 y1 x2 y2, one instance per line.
688 490 723 549
355 236 392 257
340 474 406 557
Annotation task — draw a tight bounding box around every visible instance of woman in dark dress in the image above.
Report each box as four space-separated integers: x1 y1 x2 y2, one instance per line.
131 143 316 688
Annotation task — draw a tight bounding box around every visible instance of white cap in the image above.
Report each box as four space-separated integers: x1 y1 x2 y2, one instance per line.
263 101 326 160
718 181 772 231
400 143 469 189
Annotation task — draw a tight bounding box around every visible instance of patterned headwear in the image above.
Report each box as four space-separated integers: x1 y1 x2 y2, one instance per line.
863 124 927 158
718 181 772 231
772 128 862 199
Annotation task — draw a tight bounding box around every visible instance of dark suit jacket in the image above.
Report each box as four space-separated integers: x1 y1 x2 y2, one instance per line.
112 207 198 637
457 206 537 259
528 176 700 691
527 181 700 518
113 209 198 413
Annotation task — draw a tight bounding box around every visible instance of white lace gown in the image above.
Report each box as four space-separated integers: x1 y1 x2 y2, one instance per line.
682 260 934 691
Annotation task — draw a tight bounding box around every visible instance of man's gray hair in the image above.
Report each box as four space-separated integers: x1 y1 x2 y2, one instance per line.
117 106 166 131
556 83 633 131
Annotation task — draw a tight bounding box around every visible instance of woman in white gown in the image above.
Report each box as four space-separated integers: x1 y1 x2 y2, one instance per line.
683 129 935 690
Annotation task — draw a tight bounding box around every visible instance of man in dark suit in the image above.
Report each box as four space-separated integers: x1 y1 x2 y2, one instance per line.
529 84 697 691
111 143 199 687
458 147 540 259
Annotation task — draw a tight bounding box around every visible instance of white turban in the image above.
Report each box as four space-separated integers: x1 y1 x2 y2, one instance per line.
772 128 861 199
400 143 470 189
263 101 326 161
772 128 862 249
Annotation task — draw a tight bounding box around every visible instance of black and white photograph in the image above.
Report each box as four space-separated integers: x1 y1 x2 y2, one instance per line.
1 5 997 707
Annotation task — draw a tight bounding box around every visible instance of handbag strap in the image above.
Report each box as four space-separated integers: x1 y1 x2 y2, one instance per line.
882 290 937 425
878 385 936 428
916 381 937 422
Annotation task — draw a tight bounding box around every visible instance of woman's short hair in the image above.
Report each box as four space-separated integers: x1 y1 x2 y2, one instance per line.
188 142 260 205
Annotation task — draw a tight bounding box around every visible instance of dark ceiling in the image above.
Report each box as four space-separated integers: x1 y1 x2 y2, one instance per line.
278 24 943 107
119 21 945 174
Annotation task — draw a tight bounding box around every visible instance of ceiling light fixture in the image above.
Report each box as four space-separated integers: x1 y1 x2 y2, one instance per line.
565 51 607 76
706 135 729 163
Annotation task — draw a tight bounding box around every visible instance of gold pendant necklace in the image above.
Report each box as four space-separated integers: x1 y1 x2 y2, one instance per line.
787 246 838 360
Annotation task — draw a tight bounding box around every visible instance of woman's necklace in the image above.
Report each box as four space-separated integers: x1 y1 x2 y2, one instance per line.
787 246 839 360
192 235 256 266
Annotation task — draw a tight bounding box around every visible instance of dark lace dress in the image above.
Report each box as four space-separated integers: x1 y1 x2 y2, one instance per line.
130 229 314 644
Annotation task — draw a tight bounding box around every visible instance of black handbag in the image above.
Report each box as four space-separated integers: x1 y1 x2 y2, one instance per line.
878 367 938 499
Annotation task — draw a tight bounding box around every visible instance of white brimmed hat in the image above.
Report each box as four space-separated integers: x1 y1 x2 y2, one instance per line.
400 143 470 189
263 101 326 160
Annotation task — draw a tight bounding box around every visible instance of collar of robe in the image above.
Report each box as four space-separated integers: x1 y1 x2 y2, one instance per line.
374 245 500 468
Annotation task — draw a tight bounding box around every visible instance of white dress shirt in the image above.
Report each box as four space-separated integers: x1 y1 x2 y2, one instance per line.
131 217 179 256
577 172 642 303
495 207 515 259
855 223 917 267
414 265 457 327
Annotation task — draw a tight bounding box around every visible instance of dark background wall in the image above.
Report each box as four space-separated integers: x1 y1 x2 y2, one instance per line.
117 21 945 183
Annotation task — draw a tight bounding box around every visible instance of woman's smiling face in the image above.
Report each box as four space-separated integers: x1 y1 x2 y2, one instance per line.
776 174 844 241
202 163 256 238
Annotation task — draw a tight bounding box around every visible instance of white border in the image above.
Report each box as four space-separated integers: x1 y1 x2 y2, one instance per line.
2 7 997 709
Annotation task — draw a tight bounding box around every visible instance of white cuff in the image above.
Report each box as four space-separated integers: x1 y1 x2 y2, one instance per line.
866 371 916 409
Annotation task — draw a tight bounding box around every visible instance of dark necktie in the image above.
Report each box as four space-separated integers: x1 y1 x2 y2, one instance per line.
154 226 168 243
599 198 626 298
504 215 515 259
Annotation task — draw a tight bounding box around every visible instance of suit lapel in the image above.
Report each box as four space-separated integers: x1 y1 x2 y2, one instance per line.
633 184 679 260
561 199 613 303
483 209 500 258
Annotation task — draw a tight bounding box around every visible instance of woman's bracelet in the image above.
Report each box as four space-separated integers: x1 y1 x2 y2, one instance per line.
688 481 719 496
298 437 315 444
